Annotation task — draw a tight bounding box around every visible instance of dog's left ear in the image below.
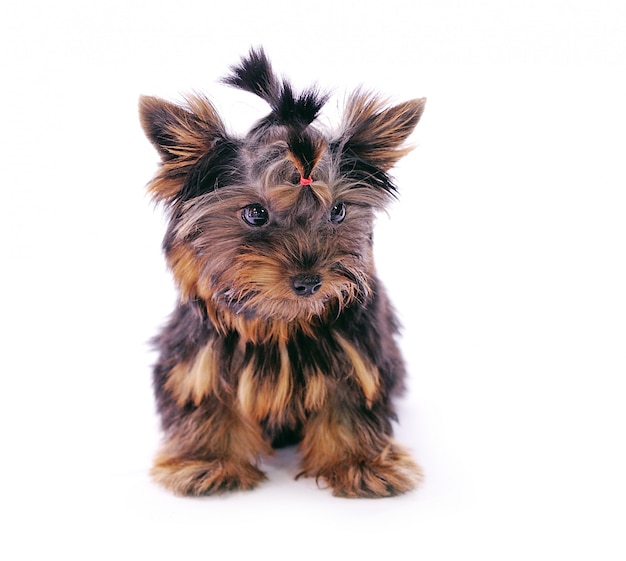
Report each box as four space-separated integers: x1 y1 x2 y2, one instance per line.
339 92 426 172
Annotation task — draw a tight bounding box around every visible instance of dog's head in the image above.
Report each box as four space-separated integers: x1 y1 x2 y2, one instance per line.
140 48 425 328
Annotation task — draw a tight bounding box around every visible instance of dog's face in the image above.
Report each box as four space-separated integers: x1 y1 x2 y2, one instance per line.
140 52 425 328
157 146 379 325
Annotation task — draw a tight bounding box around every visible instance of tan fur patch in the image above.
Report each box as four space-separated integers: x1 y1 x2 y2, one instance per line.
276 342 293 415
167 244 202 300
336 334 380 407
236 342 293 424
303 371 327 412
164 341 218 406
235 361 256 416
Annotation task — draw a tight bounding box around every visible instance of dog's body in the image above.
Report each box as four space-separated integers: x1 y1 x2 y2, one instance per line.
140 49 425 497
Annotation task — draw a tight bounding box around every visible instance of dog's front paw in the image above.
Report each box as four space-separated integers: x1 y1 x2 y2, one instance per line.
314 444 423 498
151 457 266 496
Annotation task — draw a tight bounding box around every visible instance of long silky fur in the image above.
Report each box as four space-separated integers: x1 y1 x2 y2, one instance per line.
140 47 426 498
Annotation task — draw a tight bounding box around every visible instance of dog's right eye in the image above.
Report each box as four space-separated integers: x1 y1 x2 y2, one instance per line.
241 204 269 226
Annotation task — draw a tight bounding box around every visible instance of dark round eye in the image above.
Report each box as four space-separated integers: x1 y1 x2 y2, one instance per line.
242 204 269 226
329 202 346 224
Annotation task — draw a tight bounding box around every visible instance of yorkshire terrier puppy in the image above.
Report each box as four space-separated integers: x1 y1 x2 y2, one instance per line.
139 48 426 497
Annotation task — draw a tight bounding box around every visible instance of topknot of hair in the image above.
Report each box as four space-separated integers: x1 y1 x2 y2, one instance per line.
221 47 329 134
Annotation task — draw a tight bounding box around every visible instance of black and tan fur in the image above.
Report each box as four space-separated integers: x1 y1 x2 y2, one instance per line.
140 48 426 497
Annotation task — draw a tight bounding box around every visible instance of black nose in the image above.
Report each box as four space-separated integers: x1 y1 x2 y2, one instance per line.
291 273 322 297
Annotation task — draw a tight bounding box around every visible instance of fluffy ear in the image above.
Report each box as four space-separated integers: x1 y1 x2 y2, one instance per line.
139 95 226 159
139 95 230 201
339 92 426 171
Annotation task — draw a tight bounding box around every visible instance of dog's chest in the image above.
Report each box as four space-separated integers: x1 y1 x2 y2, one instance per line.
166 329 380 425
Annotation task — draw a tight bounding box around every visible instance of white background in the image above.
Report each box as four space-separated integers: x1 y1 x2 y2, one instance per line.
1 1 625 559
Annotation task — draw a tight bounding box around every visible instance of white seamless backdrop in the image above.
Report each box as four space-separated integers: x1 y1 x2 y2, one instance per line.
1 1 625 560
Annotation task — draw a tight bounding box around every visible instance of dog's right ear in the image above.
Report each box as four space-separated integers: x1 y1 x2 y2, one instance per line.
139 95 229 202
139 95 226 160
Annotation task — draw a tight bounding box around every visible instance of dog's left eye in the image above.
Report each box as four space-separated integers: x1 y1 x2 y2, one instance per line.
329 202 346 224
242 204 269 226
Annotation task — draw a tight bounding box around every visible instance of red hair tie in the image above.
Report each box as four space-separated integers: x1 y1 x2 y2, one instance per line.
299 176 313 186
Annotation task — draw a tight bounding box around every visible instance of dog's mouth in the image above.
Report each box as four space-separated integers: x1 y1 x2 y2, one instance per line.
206 258 371 323
212 286 329 322
212 276 365 322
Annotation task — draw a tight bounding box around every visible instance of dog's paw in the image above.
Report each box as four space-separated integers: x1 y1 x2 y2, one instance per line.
151 457 266 496
314 444 423 498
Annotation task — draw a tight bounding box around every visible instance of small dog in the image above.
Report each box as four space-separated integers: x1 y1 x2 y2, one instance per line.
139 48 426 497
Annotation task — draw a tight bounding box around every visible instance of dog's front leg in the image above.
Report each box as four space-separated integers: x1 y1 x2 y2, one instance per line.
298 379 423 498
151 396 271 496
